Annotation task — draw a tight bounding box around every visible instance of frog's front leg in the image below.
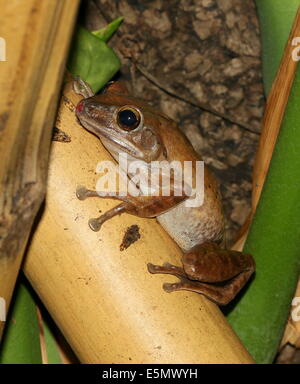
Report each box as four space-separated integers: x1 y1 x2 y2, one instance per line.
88 203 129 232
148 242 255 306
76 185 136 231
76 185 187 232
73 76 95 98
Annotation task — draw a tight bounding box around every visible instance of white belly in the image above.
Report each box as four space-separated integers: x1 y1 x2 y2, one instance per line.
157 197 224 252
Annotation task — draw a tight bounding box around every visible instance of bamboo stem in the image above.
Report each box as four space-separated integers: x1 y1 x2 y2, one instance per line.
252 7 300 210
0 0 79 339
231 6 300 354
232 6 300 251
23 83 254 364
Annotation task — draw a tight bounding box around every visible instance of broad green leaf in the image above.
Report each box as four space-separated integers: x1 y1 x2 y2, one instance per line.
256 0 300 95
0 281 42 364
227 1 300 364
43 317 63 364
68 25 121 93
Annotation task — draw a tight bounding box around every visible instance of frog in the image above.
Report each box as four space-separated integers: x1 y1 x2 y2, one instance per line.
73 78 255 305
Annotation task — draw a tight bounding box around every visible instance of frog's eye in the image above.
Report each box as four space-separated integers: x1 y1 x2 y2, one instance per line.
117 107 141 131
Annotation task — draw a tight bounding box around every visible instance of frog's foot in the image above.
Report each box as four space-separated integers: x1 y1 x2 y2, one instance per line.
76 186 100 200
148 244 255 305
76 185 140 231
147 262 186 279
88 217 103 232
73 76 94 98
147 263 219 299
160 271 254 306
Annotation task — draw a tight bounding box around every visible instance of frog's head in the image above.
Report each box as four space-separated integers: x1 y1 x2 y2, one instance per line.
76 89 168 163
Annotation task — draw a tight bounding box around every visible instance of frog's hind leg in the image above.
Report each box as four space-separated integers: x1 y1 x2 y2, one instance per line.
148 243 255 305
160 269 254 306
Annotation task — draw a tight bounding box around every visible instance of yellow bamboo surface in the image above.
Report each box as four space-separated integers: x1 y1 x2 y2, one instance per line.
0 0 79 339
23 83 254 364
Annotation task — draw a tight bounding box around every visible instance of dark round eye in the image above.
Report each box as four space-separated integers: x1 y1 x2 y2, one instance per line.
117 108 140 131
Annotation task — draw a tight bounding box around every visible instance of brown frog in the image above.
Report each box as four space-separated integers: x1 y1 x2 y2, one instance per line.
74 79 255 305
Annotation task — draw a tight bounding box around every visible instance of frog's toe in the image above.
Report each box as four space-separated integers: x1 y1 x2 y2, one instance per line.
76 185 89 200
163 262 176 269
147 263 160 274
163 282 181 293
88 218 102 232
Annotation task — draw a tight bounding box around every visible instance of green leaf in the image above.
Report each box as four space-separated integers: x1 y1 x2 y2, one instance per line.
42 317 63 364
226 1 300 364
0 280 42 364
256 0 300 95
68 25 121 93
92 17 123 42
0 278 67 364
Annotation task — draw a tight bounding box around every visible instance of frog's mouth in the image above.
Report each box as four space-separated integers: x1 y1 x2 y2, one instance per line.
77 113 148 161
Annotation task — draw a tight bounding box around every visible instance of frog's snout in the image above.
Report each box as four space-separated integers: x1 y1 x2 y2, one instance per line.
76 99 85 116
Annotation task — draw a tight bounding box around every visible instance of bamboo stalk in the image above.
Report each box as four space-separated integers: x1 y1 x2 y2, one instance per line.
23 83 254 364
232 6 300 252
0 0 79 339
252 7 300 210
233 5 300 351
229 1 300 362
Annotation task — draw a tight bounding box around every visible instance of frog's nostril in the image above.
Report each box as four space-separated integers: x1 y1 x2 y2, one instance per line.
76 100 85 115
